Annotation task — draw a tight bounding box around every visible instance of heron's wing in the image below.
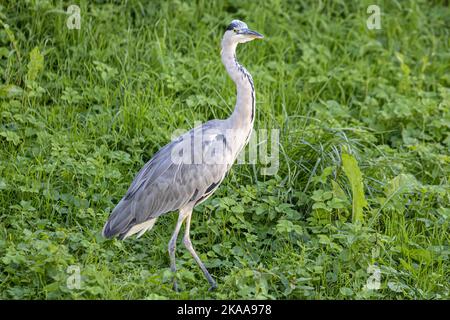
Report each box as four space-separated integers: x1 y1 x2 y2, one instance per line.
102 120 234 238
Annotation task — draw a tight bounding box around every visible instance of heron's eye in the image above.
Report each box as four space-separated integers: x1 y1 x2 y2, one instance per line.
233 28 238 33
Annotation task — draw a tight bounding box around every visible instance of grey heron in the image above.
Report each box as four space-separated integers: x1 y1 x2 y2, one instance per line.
102 20 264 291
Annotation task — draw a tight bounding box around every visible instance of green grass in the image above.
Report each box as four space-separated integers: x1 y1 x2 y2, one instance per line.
0 0 449 299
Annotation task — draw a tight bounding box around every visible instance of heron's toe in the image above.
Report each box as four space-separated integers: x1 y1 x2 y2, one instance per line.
208 283 218 291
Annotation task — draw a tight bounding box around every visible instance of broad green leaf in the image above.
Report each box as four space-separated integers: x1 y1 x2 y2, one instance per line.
341 153 367 223
331 180 348 201
312 202 328 210
0 130 21 145
231 204 245 214
275 219 294 234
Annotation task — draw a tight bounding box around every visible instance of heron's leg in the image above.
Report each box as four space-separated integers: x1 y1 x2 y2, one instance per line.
168 211 188 291
183 210 217 290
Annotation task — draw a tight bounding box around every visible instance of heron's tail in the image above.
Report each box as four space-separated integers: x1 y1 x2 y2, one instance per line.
102 198 132 238
102 198 156 240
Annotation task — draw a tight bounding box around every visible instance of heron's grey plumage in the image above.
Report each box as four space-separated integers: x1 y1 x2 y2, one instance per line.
102 20 263 290
102 119 235 239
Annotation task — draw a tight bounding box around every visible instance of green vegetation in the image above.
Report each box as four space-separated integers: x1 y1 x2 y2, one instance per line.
0 0 449 299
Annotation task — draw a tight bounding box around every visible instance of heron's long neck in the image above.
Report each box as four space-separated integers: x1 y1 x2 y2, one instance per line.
221 41 255 130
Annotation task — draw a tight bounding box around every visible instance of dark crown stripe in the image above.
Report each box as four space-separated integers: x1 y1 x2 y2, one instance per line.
226 20 247 31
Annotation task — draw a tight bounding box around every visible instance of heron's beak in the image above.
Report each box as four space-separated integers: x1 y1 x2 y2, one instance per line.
240 28 264 39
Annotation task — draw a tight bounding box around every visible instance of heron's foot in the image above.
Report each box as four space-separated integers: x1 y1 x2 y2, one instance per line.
173 280 179 292
208 282 218 291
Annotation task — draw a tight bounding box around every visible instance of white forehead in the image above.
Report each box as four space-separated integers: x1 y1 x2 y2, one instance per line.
226 20 248 30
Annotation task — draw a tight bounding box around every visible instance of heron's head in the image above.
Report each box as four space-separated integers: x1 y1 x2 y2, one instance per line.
222 20 264 45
